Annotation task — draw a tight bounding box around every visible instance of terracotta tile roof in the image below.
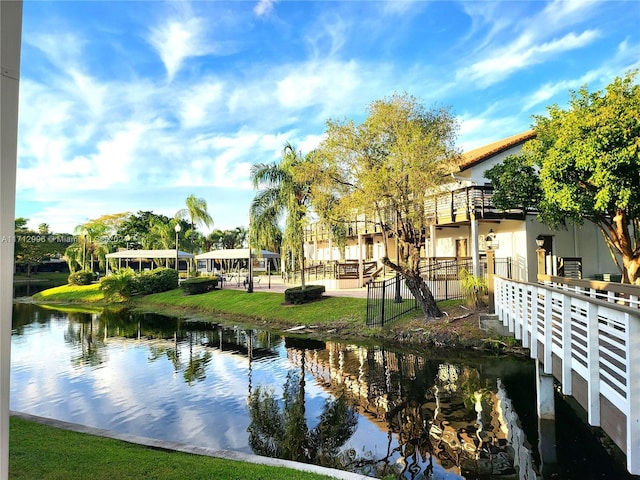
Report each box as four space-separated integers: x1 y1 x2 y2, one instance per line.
459 130 536 171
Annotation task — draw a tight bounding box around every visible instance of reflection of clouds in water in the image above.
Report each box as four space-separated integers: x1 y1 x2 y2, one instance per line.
11 317 334 453
10 306 544 479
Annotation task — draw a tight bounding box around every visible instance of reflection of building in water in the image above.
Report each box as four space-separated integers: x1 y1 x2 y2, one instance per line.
287 342 536 479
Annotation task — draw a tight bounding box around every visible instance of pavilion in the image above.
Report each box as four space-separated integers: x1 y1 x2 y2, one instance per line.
105 249 194 275
195 248 280 275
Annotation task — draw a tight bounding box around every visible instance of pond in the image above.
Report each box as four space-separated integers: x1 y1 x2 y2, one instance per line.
10 300 634 479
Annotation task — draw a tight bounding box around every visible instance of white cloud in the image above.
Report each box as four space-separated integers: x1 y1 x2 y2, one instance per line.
458 29 600 87
254 0 277 17
176 80 226 129
148 16 217 81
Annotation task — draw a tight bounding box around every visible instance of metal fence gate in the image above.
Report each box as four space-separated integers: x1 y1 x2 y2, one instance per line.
366 274 417 327
366 257 513 327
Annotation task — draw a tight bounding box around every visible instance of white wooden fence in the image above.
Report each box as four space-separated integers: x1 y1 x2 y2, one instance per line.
494 275 640 475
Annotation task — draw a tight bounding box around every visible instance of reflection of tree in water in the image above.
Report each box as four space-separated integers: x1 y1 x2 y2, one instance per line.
62 314 106 367
247 365 357 469
183 332 212 384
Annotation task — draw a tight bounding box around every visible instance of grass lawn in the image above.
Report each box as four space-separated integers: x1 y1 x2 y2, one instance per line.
32 286 369 330
9 416 337 480
137 288 368 327
13 271 69 286
32 283 105 303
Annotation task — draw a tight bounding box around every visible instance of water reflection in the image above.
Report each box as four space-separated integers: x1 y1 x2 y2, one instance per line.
280 342 528 479
11 303 632 479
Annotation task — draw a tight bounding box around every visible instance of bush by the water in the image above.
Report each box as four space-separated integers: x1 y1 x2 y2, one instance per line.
68 270 95 286
180 277 218 295
284 285 325 304
99 269 136 302
99 268 179 302
134 268 178 294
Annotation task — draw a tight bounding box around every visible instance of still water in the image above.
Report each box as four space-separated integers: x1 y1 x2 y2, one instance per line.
10 300 633 479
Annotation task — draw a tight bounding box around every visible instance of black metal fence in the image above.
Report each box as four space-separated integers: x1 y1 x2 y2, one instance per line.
366 274 417 327
366 257 514 327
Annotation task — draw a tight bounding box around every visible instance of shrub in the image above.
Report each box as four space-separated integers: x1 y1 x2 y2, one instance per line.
68 270 95 286
99 268 136 302
459 268 487 308
180 277 218 295
284 285 325 305
134 268 178 295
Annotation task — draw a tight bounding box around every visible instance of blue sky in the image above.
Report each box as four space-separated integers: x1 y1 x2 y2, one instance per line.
16 0 640 235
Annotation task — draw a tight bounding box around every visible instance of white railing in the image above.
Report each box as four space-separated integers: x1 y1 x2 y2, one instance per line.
494 276 640 475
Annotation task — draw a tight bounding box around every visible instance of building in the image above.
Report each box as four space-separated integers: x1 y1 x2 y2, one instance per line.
303 131 617 285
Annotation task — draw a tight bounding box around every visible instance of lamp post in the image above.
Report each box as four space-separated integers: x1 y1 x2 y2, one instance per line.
486 228 494 250
82 229 88 271
486 229 495 312
536 234 546 278
247 248 253 293
175 224 181 275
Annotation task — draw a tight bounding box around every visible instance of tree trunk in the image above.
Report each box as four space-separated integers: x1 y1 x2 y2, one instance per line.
405 273 442 319
381 257 441 319
601 211 640 284
300 244 306 289
623 256 640 285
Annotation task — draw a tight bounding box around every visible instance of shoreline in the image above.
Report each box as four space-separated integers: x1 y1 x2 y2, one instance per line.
26 292 527 358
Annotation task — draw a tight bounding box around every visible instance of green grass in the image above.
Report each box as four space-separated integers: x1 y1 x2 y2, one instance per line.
137 288 368 328
32 283 105 303
13 271 69 286
31 285 368 327
9 416 336 480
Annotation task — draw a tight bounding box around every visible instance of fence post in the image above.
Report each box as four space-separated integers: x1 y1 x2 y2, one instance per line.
487 249 495 312
380 280 386 327
394 273 402 303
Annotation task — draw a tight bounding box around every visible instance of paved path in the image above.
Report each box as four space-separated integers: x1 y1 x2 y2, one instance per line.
220 274 369 298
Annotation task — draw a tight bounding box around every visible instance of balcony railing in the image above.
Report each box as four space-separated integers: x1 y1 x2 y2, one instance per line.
304 186 527 242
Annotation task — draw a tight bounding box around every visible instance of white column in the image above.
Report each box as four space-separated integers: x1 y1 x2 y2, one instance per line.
626 313 640 475
586 302 600 426
470 217 480 277
429 224 436 258
536 360 555 420
1 2 22 478
358 234 363 287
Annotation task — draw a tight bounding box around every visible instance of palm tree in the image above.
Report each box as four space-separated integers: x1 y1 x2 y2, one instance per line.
66 222 109 273
250 143 312 287
175 194 213 237
176 195 213 271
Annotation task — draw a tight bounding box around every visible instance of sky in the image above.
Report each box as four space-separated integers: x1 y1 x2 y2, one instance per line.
15 0 640 235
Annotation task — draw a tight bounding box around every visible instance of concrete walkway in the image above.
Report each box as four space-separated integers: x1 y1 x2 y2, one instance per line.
220 274 369 298
12 411 377 480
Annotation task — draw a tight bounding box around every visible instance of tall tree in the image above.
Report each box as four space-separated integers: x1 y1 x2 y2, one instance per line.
206 227 248 250
486 71 640 283
14 219 70 276
310 93 460 318
114 211 171 250
175 194 213 236
65 213 128 273
250 143 313 287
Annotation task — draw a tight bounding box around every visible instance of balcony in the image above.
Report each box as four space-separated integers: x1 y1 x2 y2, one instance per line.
304 186 527 243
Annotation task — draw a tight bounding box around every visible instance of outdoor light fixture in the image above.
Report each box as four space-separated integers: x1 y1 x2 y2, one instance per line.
175 224 181 272
536 235 545 248
486 229 494 250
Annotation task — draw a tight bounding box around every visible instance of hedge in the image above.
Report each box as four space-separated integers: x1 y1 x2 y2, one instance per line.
134 268 178 295
284 285 326 305
179 277 218 295
68 270 95 286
